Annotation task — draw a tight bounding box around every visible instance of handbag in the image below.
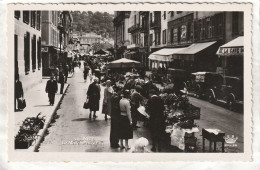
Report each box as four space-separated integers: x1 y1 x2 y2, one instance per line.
83 98 90 109
18 98 26 109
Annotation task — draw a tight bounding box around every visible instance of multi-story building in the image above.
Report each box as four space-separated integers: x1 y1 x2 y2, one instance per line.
113 11 131 59
41 11 73 76
14 11 42 91
113 11 244 75
169 11 243 73
57 11 73 64
41 11 61 76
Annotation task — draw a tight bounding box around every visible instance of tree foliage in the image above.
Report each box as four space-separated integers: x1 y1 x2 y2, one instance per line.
71 11 114 38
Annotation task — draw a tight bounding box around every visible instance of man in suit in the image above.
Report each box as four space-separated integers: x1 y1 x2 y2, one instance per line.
15 75 24 111
45 75 58 106
146 90 165 152
64 65 69 83
59 70 65 94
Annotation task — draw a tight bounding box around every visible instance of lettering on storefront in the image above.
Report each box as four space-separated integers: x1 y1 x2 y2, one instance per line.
218 47 244 55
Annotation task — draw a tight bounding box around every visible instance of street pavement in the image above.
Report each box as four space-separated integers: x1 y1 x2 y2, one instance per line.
15 75 71 151
38 66 243 153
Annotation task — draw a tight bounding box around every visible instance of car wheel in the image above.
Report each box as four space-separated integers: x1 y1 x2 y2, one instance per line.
227 98 235 111
196 90 201 98
208 93 215 103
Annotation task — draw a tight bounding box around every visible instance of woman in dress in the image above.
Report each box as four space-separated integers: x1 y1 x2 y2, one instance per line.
87 78 100 119
118 90 133 150
103 80 114 120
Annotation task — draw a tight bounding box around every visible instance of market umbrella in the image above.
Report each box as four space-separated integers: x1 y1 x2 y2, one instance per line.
106 58 141 69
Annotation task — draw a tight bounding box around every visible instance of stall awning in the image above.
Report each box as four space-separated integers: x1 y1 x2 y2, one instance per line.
148 48 186 62
173 41 217 61
216 36 244 56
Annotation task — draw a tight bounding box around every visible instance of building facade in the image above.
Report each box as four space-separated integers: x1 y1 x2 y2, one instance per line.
113 11 131 59
41 11 61 76
14 11 42 91
113 11 244 76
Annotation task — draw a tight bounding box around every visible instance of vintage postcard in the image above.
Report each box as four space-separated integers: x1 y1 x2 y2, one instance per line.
7 2 252 162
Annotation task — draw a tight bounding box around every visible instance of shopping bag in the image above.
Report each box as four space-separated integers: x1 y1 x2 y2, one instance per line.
18 98 26 109
83 98 90 109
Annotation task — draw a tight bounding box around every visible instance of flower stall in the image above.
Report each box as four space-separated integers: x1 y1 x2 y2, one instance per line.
161 93 201 152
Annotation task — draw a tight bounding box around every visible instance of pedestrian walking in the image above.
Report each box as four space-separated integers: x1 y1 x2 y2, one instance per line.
102 80 114 120
110 89 121 148
130 85 144 129
53 67 59 82
146 90 165 152
59 70 65 94
87 78 101 119
118 90 133 150
45 75 58 106
64 65 69 83
83 66 89 82
15 75 24 111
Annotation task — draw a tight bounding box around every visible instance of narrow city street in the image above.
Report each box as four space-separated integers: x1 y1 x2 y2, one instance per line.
38 64 243 153
38 65 153 152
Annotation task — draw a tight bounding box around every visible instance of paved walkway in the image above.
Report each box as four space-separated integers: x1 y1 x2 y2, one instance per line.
15 72 73 151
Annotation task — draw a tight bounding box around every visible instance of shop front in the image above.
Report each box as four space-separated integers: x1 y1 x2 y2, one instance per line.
148 48 186 70
173 41 219 73
42 45 59 76
216 36 243 77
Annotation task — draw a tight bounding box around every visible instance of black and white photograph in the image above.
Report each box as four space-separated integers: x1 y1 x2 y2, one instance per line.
7 2 254 162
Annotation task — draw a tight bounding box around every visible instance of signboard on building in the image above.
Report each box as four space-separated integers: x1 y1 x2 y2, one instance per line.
217 47 244 56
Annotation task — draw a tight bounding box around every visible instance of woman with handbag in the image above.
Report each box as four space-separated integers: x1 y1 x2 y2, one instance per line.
102 80 114 120
87 77 101 119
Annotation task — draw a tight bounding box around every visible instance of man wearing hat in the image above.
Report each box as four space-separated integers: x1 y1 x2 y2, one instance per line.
45 75 58 106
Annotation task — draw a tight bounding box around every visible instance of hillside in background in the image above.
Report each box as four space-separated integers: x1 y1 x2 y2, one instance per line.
71 11 114 38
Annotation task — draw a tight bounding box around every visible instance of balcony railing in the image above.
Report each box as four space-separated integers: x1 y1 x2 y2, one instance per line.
150 21 161 29
128 24 140 33
140 24 148 33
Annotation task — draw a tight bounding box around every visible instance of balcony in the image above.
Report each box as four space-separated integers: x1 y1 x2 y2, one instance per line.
128 24 140 33
150 20 161 29
140 24 148 33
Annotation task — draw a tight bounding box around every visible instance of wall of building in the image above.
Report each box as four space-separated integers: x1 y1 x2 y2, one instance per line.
15 11 42 91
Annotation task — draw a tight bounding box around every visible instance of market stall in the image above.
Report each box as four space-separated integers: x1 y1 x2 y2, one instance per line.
161 93 201 152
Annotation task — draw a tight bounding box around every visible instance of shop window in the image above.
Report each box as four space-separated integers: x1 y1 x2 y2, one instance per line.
163 29 166 44
187 23 191 41
149 34 153 46
15 35 18 77
232 12 239 36
15 11 20 20
32 35 36 71
177 27 181 43
155 31 160 45
173 28 178 44
181 25 187 41
163 11 166 20
23 11 30 24
36 11 41 31
24 32 30 74
177 11 183 14
31 11 36 28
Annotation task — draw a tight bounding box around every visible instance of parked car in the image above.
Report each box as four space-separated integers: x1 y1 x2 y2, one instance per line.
208 75 243 110
187 72 222 98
